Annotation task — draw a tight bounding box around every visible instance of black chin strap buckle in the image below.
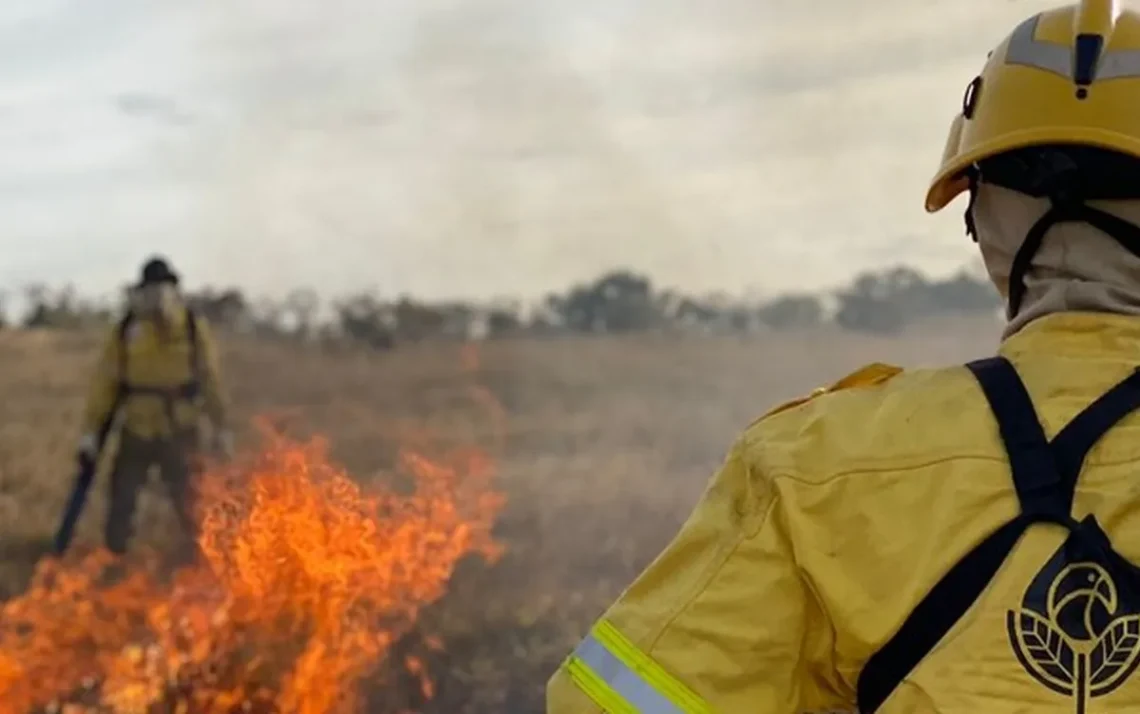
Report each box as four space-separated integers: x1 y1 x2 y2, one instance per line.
1049 192 1084 216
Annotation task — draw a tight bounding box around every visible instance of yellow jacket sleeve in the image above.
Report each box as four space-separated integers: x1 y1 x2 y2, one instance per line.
193 316 230 429
546 438 849 714
81 325 125 436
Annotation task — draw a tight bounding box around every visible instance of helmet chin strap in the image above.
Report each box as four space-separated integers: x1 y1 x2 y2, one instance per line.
965 183 1140 318
964 171 981 243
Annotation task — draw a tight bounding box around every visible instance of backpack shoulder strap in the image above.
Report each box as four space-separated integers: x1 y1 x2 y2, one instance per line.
1049 366 1140 511
857 357 1140 713
185 306 201 383
966 357 1062 516
115 311 134 383
857 357 1052 713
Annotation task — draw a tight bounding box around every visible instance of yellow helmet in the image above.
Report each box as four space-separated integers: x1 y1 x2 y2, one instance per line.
927 0 1140 213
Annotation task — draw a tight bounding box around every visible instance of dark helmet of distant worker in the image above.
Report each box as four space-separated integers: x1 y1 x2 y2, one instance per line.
926 0 1140 317
137 256 180 289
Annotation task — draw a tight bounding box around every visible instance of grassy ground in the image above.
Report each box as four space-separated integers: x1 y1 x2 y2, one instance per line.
0 316 1002 713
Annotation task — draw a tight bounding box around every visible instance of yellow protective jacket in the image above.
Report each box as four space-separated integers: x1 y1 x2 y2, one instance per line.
82 307 229 441
547 311 1140 714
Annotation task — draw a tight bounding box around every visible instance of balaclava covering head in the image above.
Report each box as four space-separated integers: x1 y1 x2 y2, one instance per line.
965 145 1140 339
971 182 1140 338
131 257 183 336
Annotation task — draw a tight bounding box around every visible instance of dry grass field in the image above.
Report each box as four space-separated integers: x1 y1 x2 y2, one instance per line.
0 316 1003 714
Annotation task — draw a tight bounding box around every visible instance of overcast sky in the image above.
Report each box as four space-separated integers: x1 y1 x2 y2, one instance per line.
0 0 1065 302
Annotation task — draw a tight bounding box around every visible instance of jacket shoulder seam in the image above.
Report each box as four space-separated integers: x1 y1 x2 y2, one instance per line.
765 453 1008 488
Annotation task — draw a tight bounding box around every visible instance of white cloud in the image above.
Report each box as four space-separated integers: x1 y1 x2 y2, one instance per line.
0 0 1072 301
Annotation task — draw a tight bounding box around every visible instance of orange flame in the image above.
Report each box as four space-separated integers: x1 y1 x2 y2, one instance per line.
0 390 504 714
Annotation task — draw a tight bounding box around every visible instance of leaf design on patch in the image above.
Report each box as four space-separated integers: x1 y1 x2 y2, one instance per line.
1014 608 1077 692
1090 615 1140 695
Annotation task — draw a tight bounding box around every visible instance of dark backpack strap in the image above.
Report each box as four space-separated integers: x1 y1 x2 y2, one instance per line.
114 308 203 435
89 312 135 446
966 358 1069 520
116 311 133 387
185 306 201 388
857 358 1140 713
1049 367 1140 513
87 312 135 443
856 357 1055 712
855 516 1033 713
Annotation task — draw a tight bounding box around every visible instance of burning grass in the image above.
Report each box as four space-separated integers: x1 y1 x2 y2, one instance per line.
0 426 504 714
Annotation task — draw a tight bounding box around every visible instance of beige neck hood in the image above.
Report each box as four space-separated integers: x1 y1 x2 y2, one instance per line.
971 182 1140 339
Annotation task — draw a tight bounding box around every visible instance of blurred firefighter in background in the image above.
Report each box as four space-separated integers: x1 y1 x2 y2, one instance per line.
76 256 232 559
549 1 1140 713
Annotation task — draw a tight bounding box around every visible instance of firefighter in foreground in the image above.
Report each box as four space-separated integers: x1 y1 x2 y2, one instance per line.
73 257 232 560
548 2 1140 712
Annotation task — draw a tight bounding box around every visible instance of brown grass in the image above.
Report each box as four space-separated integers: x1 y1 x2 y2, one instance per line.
0 316 1002 713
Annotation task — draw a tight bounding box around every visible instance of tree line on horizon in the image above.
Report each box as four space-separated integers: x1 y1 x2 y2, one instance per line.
0 264 1000 348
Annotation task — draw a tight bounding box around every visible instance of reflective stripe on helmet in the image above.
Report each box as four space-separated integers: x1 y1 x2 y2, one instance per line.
1006 13 1140 80
1005 15 1071 77
563 620 711 714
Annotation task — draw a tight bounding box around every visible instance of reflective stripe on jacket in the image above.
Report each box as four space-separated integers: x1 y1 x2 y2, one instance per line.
547 312 1140 714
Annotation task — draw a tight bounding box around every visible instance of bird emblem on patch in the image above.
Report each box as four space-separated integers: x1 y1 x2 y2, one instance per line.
1008 519 1140 714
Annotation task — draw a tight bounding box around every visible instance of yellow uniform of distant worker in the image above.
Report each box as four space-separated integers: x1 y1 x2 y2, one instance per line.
77 256 232 558
547 2 1140 712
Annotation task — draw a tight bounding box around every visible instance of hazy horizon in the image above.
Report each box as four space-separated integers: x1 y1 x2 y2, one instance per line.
2 0 1066 302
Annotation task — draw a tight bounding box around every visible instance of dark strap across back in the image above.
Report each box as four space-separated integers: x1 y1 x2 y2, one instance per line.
114 308 203 432
856 356 1140 713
